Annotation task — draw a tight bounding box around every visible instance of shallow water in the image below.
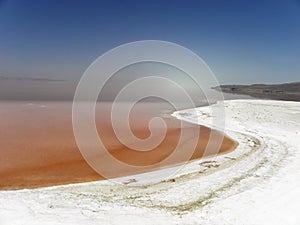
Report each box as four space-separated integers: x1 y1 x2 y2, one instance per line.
0 101 237 190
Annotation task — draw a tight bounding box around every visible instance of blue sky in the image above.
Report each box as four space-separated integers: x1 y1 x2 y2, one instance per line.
0 0 299 84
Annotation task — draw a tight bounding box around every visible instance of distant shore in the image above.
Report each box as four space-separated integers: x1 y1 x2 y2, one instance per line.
212 82 300 101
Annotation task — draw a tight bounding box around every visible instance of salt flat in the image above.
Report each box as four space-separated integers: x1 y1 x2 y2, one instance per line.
0 100 299 225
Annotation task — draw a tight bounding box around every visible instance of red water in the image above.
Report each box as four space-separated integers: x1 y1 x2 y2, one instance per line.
0 101 237 190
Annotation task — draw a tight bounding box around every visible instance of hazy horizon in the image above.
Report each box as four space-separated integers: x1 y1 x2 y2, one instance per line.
0 0 299 100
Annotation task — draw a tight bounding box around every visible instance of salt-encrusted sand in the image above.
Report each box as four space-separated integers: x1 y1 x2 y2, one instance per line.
0 100 299 225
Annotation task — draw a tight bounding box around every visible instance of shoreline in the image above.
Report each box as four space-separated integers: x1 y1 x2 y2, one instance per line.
1 99 299 224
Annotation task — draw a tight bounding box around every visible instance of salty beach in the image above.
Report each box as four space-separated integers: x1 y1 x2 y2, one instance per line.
0 99 299 225
1 1 299 224
0 101 236 190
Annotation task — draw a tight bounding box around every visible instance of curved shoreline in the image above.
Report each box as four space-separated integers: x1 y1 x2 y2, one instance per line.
1 100 299 225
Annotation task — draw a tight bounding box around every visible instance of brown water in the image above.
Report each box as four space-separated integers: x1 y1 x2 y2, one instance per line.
0 101 237 190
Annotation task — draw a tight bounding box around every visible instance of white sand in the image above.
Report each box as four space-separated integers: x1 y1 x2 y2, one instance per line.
0 99 299 225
